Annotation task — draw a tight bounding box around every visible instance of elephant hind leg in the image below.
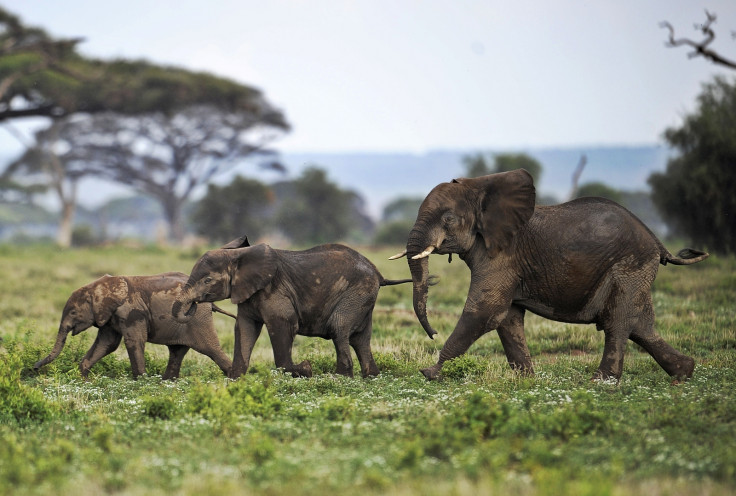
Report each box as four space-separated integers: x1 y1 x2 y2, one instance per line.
496 305 533 375
628 296 694 380
333 335 354 377
163 345 189 380
593 328 628 381
349 313 379 378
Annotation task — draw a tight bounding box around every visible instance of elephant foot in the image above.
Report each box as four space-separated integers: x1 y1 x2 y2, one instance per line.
590 370 621 383
79 364 91 380
509 362 535 376
289 360 312 378
361 365 380 378
420 364 442 381
666 356 695 381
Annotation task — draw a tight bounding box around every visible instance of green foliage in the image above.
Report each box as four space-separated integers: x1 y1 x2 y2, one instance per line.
276 167 368 244
442 355 485 380
185 372 281 433
649 76 736 254
191 176 272 243
0 350 53 423
462 152 542 184
373 220 414 245
381 197 423 223
141 394 179 420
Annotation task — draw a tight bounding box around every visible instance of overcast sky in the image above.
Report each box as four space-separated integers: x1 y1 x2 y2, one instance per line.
4 0 736 155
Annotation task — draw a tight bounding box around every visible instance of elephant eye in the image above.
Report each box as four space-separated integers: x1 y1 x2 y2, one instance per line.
442 211 458 226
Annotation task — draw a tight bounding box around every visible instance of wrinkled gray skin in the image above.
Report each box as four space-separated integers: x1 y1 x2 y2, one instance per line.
401 169 708 382
34 273 233 379
173 236 411 379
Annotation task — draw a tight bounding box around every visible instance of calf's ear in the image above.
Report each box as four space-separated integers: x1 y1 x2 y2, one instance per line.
221 235 250 249
231 244 277 304
91 276 128 327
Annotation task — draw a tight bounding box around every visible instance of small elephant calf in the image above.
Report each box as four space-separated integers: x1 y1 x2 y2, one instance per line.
173 236 412 379
34 272 234 379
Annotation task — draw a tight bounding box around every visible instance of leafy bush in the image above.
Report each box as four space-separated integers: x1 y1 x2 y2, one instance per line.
442 355 484 380
186 372 281 434
141 394 179 420
0 350 53 423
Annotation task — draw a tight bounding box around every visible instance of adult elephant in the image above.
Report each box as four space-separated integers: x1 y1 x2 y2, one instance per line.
172 236 411 379
34 273 234 379
391 169 708 382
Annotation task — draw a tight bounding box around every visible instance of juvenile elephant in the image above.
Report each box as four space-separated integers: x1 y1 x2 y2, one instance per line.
391 169 708 382
173 236 411 379
34 273 234 379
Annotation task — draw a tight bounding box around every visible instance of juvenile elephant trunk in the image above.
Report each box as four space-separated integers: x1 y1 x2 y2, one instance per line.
172 285 198 323
34 327 70 370
407 229 439 339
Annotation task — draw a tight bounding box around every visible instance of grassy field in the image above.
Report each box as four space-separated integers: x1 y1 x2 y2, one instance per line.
0 243 734 495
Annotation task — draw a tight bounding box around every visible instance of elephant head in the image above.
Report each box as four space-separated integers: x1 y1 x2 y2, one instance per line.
173 236 277 322
34 275 128 370
395 169 536 338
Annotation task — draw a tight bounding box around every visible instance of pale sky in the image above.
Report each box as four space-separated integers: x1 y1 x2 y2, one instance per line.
4 0 736 154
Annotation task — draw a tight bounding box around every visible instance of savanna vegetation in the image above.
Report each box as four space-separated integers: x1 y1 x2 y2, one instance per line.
0 243 733 495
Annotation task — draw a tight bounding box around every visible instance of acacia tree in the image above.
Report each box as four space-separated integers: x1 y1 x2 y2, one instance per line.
648 76 736 254
1 120 86 247
0 8 85 122
0 7 290 245
54 104 287 242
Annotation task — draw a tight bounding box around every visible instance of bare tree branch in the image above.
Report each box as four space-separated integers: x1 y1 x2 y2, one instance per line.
661 10 736 70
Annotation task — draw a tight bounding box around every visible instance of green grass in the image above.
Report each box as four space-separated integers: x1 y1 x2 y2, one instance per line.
0 243 734 495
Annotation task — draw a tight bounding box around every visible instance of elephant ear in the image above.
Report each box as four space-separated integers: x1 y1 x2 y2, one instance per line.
230 243 277 304
221 235 250 249
473 169 536 258
91 275 129 327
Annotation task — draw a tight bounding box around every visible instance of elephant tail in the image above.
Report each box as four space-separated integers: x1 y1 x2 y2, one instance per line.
212 304 237 319
661 248 709 266
380 276 439 287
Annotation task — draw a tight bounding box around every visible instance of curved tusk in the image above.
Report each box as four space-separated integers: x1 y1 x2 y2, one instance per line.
411 245 436 260
388 250 407 260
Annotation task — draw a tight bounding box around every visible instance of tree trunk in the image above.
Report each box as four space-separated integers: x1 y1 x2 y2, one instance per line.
161 195 184 244
57 199 75 248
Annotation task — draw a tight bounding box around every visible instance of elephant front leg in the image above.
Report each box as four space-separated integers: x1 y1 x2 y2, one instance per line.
122 324 148 379
163 345 189 380
230 314 263 379
421 306 508 380
496 305 534 375
79 325 122 378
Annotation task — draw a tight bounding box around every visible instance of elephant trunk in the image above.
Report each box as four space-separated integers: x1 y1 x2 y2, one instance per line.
34 326 70 370
407 226 439 339
172 285 198 323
